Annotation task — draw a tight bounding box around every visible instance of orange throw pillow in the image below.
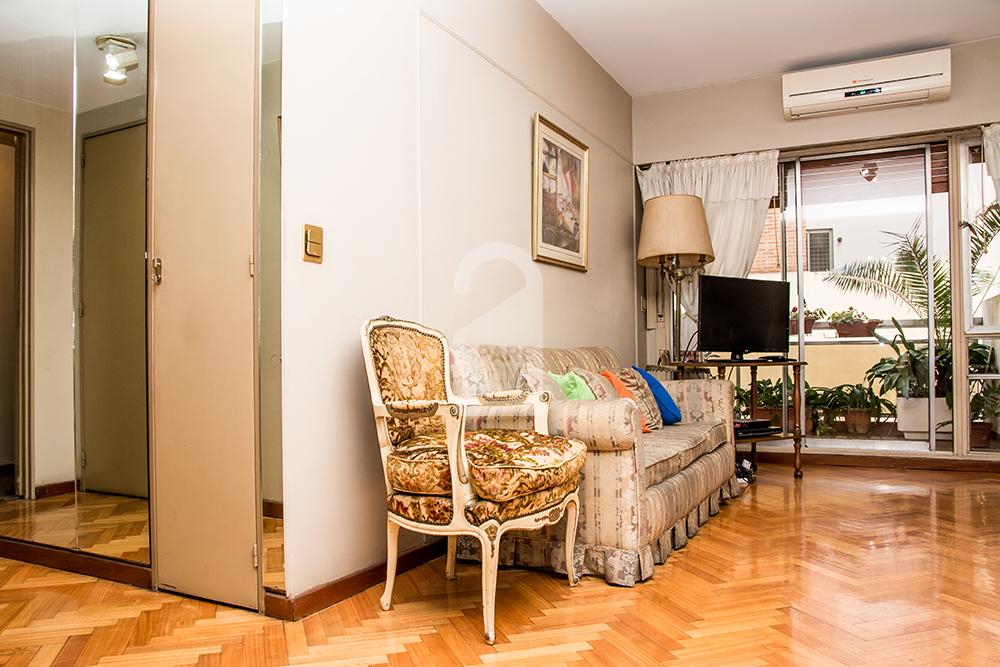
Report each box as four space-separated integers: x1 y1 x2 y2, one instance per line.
600 370 651 433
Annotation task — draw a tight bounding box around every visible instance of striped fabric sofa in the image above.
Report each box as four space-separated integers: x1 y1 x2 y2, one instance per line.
450 343 742 586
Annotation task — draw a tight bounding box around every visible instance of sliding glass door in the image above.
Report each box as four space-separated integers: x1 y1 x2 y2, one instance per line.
749 143 951 452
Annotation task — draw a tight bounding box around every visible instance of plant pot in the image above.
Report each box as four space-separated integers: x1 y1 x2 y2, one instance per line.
789 317 817 336
753 407 782 426
896 397 953 441
834 320 882 337
843 409 872 434
970 421 994 448
804 414 815 435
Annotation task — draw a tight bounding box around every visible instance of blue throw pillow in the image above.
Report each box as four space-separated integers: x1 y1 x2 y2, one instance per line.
632 365 682 425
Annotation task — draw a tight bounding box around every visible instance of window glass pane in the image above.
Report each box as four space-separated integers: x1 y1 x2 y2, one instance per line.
964 143 1000 329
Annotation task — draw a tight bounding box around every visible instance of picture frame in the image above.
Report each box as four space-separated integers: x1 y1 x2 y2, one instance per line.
531 113 589 271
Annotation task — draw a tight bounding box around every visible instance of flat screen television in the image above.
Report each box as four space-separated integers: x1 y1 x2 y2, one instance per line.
697 275 790 360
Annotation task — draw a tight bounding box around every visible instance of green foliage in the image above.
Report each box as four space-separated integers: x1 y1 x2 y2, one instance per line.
824 201 1000 340
865 318 996 401
829 307 870 324
821 383 895 417
971 382 1000 423
791 305 827 320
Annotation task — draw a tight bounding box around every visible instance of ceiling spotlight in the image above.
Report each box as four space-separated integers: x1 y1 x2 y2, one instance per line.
860 162 878 182
96 35 138 86
105 49 139 71
102 68 127 85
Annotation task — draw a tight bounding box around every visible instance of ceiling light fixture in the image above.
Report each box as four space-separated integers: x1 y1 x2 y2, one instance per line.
96 35 138 86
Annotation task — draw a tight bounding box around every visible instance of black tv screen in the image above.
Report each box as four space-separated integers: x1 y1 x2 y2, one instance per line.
697 275 790 359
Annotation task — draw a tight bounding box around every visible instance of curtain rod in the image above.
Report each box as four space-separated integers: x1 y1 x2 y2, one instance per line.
634 122 992 169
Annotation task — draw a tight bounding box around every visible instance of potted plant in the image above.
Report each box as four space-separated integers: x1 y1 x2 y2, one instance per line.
790 305 826 336
970 383 1000 448
865 319 991 440
821 383 894 435
803 383 829 435
752 378 785 425
829 307 881 337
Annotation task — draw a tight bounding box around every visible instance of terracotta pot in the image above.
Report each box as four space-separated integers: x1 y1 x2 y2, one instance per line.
804 414 815 435
834 320 882 337
843 409 872 434
971 421 994 448
789 317 817 336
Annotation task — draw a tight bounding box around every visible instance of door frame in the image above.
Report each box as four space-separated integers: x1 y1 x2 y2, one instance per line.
75 121 150 496
0 121 33 498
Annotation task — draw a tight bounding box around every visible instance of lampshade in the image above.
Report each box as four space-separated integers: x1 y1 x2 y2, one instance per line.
636 194 714 268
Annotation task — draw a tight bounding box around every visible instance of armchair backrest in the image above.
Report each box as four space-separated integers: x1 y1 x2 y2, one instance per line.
362 317 453 446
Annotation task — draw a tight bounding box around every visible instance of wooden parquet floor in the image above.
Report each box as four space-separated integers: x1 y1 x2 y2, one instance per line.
1 463 999 666
0 493 150 564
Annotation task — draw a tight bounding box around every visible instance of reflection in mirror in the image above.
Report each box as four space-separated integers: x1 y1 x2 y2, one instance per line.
0 0 79 550
260 0 284 593
0 0 150 564
73 0 150 563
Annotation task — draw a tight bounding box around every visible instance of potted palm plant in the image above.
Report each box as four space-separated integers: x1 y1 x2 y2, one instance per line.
790 305 826 336
829 307 881 337
828 202 1000 443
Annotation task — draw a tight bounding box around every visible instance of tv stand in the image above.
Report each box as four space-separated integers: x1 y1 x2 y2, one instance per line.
648 359 808 480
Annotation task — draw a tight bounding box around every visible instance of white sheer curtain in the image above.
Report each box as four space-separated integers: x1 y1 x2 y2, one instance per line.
636 150 779 348
984 123 1000 197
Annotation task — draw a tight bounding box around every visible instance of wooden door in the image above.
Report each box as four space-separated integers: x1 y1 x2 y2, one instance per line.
79 125 148 498
148 0 259 609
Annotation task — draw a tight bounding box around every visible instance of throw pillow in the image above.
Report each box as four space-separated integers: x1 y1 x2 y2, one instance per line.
600 370 651 433
549 371 596 400
632 365 683 425
571 367 616 400
606 368 663 430
518 365 567 399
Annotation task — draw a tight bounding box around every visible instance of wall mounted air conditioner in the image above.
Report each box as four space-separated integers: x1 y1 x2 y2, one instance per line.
782 48 950 120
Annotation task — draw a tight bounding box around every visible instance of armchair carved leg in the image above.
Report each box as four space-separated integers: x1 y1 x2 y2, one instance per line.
380 519 400 612
446 536 458 580
479 525 501 645
565 498 579 587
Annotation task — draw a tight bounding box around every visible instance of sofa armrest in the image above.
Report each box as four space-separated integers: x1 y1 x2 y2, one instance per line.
660 378 735 439
548 398 640 451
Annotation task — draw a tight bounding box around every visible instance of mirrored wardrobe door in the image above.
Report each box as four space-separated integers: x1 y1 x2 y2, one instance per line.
73 0 151 564
259 0 284 595
0 0 80 551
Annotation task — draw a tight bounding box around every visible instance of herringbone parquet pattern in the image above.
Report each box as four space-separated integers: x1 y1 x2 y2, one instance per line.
0 463 998 666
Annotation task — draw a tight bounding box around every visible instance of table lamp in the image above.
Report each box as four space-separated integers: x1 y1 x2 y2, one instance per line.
637 194 714 363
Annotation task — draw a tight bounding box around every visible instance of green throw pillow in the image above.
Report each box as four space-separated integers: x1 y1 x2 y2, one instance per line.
548 371 596 400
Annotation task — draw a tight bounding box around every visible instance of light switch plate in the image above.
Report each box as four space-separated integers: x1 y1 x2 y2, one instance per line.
303 224 323 263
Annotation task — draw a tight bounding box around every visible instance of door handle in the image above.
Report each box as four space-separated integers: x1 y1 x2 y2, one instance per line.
152 258 162 285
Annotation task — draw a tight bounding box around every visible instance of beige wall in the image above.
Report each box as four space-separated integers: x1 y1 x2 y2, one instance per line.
0 94 75 488
634 38 1000 163
281 0 633 597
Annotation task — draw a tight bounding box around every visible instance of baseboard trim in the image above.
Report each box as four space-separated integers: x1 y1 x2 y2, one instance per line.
263 539 445 621
262 499 283 519
34 480 76 498
755 451 1000 472
0 536 152 588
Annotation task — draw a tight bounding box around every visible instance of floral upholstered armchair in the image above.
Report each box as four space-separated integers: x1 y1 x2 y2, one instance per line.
360 317 586 645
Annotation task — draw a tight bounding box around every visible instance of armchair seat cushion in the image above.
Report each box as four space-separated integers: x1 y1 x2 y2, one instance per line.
386 429 586 502
643 420 728 488
388 477 579 527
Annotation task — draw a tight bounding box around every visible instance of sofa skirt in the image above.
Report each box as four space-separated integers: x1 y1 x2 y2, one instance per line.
457 443 744 586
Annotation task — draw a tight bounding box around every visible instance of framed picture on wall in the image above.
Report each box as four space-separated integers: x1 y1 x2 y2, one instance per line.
532 113 589 271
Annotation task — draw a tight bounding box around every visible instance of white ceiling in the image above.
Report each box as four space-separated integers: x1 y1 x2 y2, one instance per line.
536 0 1000 97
